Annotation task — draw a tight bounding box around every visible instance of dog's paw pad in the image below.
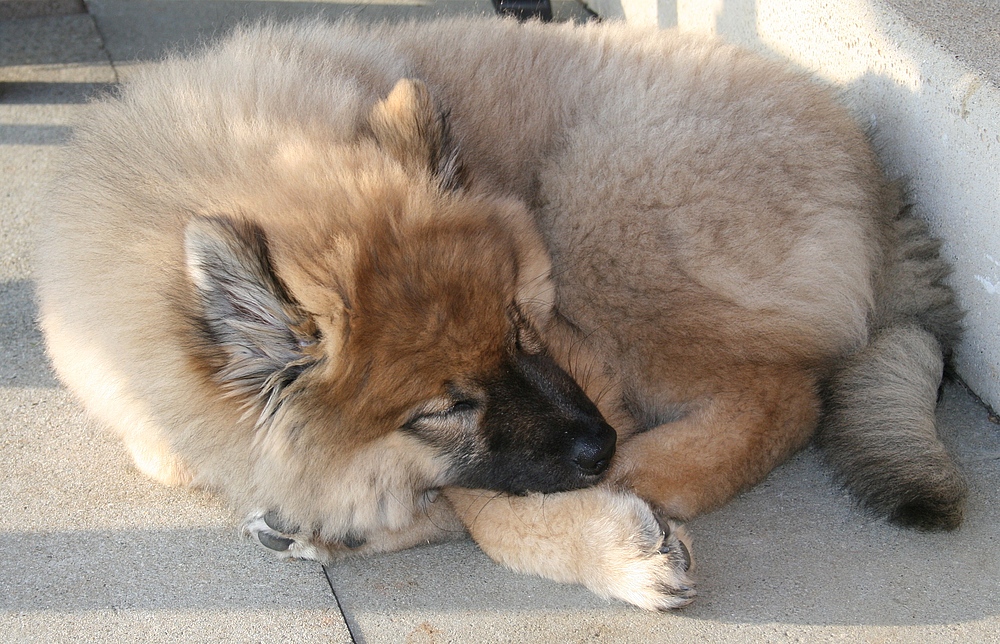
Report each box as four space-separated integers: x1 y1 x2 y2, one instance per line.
243 511 319 561
251 510 302 551
256 529 295 552
243 510 368 563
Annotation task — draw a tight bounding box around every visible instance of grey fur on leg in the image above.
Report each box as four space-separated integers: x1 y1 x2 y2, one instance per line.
818 326 967 530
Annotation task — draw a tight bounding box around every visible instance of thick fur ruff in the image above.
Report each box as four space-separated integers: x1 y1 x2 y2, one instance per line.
37 17 966 610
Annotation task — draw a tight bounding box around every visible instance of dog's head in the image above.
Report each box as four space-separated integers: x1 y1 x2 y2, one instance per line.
181 79 615 507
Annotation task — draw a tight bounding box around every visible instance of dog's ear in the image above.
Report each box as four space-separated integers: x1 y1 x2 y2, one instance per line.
184 215 316 424
367 78 463 190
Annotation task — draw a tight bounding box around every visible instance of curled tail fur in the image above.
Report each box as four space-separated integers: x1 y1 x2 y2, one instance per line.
817 202 967 531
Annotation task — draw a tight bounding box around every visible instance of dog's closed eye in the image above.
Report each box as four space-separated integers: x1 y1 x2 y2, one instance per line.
407 398 480 426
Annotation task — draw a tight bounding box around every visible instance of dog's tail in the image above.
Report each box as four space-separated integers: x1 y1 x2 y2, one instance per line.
817 197 967 531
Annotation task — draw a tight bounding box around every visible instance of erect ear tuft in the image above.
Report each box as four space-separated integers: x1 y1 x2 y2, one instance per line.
367 78 463 190
184 215 316 424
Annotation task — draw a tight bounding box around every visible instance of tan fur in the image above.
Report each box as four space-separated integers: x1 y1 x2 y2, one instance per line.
37 18 964 610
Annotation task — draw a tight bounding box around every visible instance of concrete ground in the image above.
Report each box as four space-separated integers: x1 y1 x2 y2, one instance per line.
2 1 999 642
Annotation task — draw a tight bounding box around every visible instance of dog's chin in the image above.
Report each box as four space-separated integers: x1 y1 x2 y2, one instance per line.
506 474 607 496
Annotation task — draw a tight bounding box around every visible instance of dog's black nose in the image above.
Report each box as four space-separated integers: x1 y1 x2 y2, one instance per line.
570 424 616 476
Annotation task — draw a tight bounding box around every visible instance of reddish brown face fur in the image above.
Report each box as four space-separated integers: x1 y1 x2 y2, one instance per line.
343 210 619 492
183 205 616 495
342 215 523 429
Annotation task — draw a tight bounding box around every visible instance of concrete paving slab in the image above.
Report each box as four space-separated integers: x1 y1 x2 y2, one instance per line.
0 13 114 83
1 11 351 643
0 385 350 642
0 0 84 21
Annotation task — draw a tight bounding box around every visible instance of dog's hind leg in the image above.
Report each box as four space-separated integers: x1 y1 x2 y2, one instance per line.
120 426 195 487
243 493 465 563
611 362 821 521
443 486 695 611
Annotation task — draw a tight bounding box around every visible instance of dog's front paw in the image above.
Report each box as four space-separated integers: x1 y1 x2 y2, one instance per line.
584 494 695 610
628 520 695 610
446 487 695 610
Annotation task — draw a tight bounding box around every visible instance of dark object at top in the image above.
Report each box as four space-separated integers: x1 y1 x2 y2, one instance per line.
492 0 553 21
